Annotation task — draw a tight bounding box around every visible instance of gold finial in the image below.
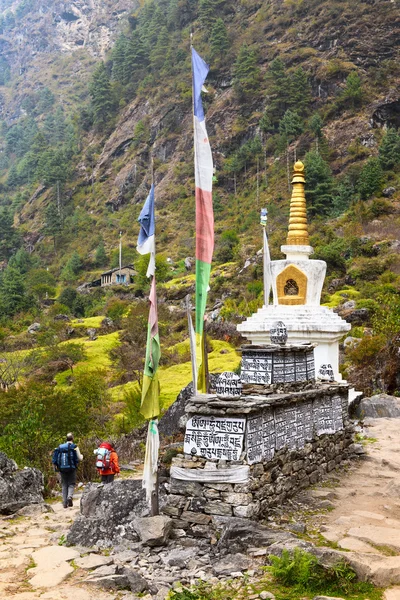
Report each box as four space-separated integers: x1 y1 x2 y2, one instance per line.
286 160 309 246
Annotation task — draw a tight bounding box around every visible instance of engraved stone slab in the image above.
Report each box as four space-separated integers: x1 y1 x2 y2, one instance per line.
184 416 245 461
216 372 242 398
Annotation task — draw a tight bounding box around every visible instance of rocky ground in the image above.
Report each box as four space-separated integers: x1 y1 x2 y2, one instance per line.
2 417 400 599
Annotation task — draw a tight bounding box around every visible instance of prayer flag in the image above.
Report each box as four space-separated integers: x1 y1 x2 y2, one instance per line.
137 184 156 278
192 47 214 393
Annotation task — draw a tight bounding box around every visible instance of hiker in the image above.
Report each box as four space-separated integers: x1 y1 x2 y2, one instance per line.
52 433 83 508
94 441 120 483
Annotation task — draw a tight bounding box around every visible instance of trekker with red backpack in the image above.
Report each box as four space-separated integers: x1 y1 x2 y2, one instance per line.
94 442 120 483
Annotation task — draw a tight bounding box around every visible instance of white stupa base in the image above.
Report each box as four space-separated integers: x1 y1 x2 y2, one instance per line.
237 304 351 382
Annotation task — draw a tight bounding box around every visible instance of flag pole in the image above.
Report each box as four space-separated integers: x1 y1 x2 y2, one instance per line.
150 157 159 517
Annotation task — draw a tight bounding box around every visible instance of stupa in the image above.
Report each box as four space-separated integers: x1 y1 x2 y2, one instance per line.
237 161 351 381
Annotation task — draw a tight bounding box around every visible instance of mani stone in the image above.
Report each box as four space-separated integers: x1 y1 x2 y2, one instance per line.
133 515 172 547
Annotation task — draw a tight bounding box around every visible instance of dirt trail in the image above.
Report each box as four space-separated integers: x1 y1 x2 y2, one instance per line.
304 417 400 600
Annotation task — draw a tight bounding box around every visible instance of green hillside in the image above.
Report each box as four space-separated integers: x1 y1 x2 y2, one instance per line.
0 0 399 482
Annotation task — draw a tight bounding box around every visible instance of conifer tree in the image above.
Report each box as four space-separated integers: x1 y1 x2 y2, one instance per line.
378 128 400 170
341 71 363 108
44 202 62 251
266 57 288 122
95 241 107 267
309 113 323 153
0 207 20 259
210 18 229 59
89 62 114 130
150 26 169 71
288 67 311 115
199 0 217 29
112 35 127 83
357 157 383 200
0 266 29 317
279 110 303 142
124 35 147 87
233 44 260 99
304 150 334 216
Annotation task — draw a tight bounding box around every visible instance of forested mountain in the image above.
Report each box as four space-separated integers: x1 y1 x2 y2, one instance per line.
0 0 399 472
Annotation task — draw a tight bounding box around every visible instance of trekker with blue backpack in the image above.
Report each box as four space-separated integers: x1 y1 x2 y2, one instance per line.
52 433 83 508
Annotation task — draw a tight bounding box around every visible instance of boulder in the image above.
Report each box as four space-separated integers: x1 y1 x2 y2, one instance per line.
133 515 172 547
346 309 369 324
124 567 149 593
354 394 400 419
213 553 252 576
54 314 71 322
28 322 41 334
0 452 43 514
87 328 98 340
216 517 295 554
67 480 149 547
383 186 396 197
158 382 194 437
101 317 114 328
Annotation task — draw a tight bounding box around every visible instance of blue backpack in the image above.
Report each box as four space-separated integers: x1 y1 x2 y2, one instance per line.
52 442 78 472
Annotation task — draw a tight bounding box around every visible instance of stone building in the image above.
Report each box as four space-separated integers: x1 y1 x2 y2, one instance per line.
100 265 135 286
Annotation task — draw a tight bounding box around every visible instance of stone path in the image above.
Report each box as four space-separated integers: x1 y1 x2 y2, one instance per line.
0 498 120 600
302 417 400 600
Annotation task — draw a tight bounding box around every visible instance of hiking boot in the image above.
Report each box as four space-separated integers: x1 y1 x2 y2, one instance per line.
67 497 73 507
63 503 68 508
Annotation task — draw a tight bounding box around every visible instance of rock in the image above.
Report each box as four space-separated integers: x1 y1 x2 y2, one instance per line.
67 480 148 547
28 545 80 588
383 186 396 197
54 314 71 322
213 553 251 576
75 554 114 569
289 522 307 534
124 567 150 593
88 564 117 577
341 300 356 310
87 328 97 340
160 547 197 568
216 517 295 554
85 574 130 590
343 336 361 349
346 309 369 324
354 394 400 419
184 257 192 270
16 503 54 516
0 452 44 514
28 322 41 333
259 593 275 600
101 317 114 327
133 515 172 547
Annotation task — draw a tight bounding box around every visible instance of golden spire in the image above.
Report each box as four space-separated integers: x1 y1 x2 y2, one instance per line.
286 160 309 246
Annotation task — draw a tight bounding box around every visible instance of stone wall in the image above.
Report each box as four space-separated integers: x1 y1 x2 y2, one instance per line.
161 384 357 534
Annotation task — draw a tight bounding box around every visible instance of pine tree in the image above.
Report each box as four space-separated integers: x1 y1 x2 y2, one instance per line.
304 150 334 216
68 251 82 274
124 35 147 87
210 18 229 60
199 0 217 29
379 128 400 170
279 109 303 143
309 113 323 152
341 71 363 109
233 45 260 99
266 57 288 123
112 35 127 83
89 62 114 130
150 26 169 71
0 266 29 317
95 241 107 267
0 207 20 259
357 157 383 200
288 67 311 115
44 202 62 251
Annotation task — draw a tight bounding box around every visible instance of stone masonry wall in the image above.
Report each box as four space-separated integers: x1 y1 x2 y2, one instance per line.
162 425 356 535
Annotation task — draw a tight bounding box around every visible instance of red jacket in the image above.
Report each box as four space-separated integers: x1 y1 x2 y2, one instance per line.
97 443 120 476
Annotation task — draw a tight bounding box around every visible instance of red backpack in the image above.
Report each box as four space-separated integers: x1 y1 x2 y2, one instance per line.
94 442 113 471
